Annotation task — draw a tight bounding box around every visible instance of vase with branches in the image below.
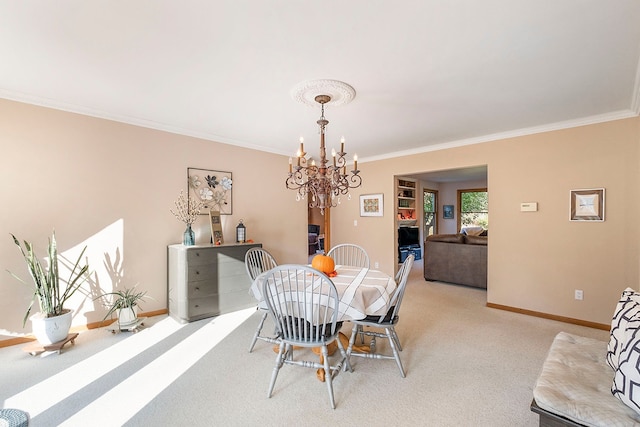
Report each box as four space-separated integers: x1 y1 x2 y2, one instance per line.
171 190 204 245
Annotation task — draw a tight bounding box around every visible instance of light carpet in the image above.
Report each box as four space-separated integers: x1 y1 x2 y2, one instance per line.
0 260 609 426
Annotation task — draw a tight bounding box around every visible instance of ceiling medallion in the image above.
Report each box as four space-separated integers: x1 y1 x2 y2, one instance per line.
290 79 356 107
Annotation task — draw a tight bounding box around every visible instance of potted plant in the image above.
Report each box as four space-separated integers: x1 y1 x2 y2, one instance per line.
95 286 150 330
7 231 89 345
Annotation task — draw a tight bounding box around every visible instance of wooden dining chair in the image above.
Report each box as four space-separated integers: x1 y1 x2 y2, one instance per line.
244 247 279 352
346 253 415 377
327 243 370 268
262 265 351 409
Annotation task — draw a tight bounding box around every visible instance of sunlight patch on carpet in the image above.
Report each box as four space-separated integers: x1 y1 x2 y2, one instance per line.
58 307 255 426
4 317 185 418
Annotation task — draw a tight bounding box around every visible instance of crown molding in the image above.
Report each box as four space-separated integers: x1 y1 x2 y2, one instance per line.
361 109 639 163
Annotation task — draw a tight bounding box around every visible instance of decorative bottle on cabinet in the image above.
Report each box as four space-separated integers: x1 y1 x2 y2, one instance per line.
183 224 195 246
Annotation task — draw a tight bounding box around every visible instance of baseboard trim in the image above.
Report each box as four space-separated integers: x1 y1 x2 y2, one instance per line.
486 302 609 330
0 308 169 349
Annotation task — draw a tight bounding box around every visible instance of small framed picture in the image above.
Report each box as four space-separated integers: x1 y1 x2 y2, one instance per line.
443 205 454 219
570 188 605 221
209 210 224 244
360 194 383 217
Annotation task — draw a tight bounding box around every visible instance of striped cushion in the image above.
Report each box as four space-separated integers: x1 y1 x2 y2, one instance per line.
613 329 640 414
607 288 640 370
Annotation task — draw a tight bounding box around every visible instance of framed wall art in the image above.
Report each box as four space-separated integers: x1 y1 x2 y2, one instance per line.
187 168 233 215
209 209 224 244
570 188 605 221
443 205 454 219
360 194 383 217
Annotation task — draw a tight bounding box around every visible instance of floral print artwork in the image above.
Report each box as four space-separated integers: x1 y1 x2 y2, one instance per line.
187 168 233 214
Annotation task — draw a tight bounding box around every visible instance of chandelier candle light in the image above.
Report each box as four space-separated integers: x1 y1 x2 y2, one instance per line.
286 94 361 214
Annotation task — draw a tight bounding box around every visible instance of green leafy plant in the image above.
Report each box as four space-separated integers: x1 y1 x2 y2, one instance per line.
7 231 89 326
95 286 150 321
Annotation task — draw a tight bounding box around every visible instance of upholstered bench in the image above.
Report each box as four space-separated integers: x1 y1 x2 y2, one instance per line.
532 331 640 426
531 288 640 426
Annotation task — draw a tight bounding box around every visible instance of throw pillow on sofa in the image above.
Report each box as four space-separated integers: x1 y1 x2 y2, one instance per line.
607 288 640 370
613 328 640 415
461 226 484 236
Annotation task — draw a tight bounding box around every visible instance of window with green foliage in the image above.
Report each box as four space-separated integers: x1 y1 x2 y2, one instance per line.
458 189 488 230
423 189 437 236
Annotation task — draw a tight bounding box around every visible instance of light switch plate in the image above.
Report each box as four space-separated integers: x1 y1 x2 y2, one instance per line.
520 202 538 212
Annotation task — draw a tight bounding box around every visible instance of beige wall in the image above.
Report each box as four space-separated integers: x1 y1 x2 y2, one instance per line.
332 117 640 325
1 98 638 343
0 99 307 343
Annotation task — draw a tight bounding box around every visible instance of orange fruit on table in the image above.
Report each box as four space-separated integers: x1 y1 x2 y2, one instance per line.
311 254 335 275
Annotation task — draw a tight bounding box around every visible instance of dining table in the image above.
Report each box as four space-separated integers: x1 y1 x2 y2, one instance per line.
249 264 397 322
250 264 398 381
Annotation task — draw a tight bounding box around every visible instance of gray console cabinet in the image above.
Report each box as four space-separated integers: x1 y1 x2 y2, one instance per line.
168 243 261 323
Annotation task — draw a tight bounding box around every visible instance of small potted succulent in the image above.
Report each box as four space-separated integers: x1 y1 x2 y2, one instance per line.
7 231 89 345
95 286 150 330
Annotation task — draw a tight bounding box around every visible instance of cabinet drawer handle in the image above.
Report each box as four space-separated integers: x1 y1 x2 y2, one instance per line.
195 270 200 275
195 287 199 291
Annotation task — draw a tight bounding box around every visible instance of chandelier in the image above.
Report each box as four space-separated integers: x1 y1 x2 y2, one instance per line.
286 94 362 213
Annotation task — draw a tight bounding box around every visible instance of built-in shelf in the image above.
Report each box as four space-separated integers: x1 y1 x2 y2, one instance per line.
396 178 417 221
396 177 421 263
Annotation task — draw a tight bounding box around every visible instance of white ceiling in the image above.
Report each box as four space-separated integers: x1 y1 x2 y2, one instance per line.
1 1 639 163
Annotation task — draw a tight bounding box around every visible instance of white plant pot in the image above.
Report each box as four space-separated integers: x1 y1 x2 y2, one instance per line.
30 309 73 345
117 306 138 329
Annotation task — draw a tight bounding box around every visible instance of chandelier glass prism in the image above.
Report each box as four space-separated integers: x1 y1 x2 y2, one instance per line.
286 94 362 214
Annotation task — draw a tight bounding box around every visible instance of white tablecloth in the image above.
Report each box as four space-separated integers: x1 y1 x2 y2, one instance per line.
250 265 397 321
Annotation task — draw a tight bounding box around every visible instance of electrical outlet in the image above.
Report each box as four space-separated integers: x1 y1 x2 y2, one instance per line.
353 220 357 226
575 289 584 300
374 262 379 269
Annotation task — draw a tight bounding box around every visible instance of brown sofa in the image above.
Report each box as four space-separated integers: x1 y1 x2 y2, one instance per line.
423 233 487 289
